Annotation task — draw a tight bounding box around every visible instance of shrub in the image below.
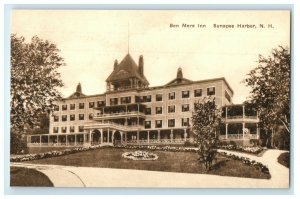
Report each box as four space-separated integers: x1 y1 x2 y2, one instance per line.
277 152 289 168
10 130 28 154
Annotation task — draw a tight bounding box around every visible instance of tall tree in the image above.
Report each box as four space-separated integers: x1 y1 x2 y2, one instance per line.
192 97 222 170
243 46 290 134
10 34 64 132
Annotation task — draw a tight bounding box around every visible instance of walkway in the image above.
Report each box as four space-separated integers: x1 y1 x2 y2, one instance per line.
10 149 289 188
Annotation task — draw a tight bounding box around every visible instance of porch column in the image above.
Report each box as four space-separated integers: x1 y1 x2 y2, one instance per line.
137 131 140 143
57 135 59 145
120 132 123 144
100 129 103 144
39 135 42 146
256 124 260 139
170 129 173 143
158 130 160 142
225 124 228 139
242 105 245 119
112 130 116 144
66 135 68 146
107 128 110 143
147 131 150 144
242 123 245 139
90 131 93 144
184 129 187 141
125 132 127 144
75 134 77 145
225 107 228 120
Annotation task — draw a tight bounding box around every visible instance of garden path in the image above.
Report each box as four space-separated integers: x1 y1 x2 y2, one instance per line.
10 149 289 188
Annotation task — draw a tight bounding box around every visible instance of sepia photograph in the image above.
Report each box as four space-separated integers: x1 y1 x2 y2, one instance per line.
9 9 290 188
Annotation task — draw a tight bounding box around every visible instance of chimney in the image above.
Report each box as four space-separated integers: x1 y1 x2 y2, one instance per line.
114 59 118 70
76 82 82 93
177 67 183 79
138 55 144 75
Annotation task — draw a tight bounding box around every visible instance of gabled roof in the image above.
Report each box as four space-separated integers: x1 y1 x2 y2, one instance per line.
106 54 149 85
66 83 86 99
164 67 193 86
165 77 193 86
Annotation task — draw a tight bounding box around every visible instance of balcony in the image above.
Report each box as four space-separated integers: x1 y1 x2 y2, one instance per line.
84 121 144 132
93 111 145 120
219 134 258 140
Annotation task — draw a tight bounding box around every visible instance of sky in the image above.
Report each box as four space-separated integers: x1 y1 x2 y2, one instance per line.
11 10 290 103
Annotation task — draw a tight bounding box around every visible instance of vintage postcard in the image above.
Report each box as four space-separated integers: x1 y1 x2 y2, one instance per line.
10 10 290 188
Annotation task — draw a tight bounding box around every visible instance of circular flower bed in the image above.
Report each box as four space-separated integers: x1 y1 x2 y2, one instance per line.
122 150 158 161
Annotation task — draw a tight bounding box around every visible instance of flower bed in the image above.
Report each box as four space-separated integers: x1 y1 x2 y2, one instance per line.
122 151 158 161
219 145 263 154
10 144 103 162
115 145 199 152
219 151 270 175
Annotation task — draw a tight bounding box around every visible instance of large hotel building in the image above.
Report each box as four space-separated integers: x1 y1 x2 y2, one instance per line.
27 54 260 148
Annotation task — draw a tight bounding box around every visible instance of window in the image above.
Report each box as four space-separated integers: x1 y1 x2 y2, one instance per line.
62 115 67 122
156 107 162 114
145 108 151 115
54 115 59 122
145 121 151 129
70 114 75 121
194 89 202 97
169 92 175 100
156 94 163 101
53 127 59 133
61 127 67 133
225 90 231 102
70 104 75 110
142 95 151 102
168 105 175 113
79 103 85 109
79 114 84 120
89 102 95 108
182 118 189 127
168 119 175 127
78 126 84 132
207 87 216 95
121 96 131 104
135 96 141 103
182 104 190 112
62 104 67 111
97 100 105 107
89 113 93 120
70 126 75 133
54 105 59 111
182 91 190 98
110 98 118 105
155 120 162 128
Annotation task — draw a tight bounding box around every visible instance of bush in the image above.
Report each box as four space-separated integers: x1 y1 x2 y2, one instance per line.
250 139 260 146
10 130 28 154
184 141 197 147
277 152 289 168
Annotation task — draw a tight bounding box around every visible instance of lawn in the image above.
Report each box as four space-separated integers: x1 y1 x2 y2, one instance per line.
277 152 289 168
27 147 270 179
10 167 53 187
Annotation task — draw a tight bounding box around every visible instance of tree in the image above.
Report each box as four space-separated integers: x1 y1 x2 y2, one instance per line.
192 97 222 170
10 34 64 132
243 46 290 147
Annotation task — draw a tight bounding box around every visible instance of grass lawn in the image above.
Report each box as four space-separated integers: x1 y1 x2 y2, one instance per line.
277 152 289 168
10 167 53 187
27 147 270 179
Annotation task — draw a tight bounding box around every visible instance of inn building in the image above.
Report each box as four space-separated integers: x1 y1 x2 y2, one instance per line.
27 54 260 148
